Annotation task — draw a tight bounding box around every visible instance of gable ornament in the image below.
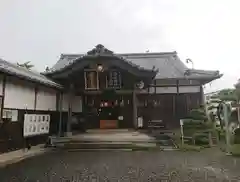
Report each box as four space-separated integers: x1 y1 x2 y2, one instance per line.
87 44 114 56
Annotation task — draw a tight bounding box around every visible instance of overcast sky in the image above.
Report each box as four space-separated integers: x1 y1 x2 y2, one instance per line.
0 0 239 93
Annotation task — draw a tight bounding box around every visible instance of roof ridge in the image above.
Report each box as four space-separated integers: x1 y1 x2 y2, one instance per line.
117 51 177 56
60 51 177 57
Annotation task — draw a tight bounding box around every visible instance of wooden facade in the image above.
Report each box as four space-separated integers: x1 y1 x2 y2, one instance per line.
47 45 207 131
0 44 222 153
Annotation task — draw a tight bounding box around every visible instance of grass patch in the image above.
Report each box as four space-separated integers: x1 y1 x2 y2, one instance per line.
178 144 202 152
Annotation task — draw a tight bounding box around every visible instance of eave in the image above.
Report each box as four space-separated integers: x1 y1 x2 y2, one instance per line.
45 54 157 79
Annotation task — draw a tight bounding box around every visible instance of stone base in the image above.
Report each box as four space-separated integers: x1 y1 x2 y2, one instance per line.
64 132 72 137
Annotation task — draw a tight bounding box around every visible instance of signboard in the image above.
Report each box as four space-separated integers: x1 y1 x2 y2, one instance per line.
137 117 143 128
2 109 18 122
23 114 50 137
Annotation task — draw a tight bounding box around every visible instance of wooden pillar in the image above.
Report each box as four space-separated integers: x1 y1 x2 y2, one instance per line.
186 94 189 113
34 86 38 110
66 84 74 136
58 92 63 137
173 95 176 116
1 75 6 119
175 80 179 119
200 85 205 105
132 89 137 129
176 80 179 94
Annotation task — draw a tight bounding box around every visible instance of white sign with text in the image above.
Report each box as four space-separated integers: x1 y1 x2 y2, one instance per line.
23 114 50 137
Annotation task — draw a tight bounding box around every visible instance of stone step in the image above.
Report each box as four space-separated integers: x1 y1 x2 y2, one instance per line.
52 140 177 150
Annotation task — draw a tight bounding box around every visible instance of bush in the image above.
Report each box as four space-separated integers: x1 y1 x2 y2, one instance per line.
234 128 240 144
189 108 208 121
207 105 217 111
195 135 209 145
178 144 202 152
230 144 240 156
182 119 213 130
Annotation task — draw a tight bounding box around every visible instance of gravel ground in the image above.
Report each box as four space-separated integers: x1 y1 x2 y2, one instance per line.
1 149 240 181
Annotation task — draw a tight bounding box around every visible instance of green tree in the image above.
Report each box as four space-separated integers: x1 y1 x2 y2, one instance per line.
17 61 34 70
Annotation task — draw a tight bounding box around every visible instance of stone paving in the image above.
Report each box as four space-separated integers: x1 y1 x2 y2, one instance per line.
1 148 240 181
51 130 157 143
0 144 48 168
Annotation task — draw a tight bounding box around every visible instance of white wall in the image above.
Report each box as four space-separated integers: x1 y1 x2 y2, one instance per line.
4 77 35 109
4 76 60 111
36 86 57 111
154 86 200 94
3 76 82 112
179 86 200 93
155 87 177 93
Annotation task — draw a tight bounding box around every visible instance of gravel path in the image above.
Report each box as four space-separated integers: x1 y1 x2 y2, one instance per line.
1 149 240 181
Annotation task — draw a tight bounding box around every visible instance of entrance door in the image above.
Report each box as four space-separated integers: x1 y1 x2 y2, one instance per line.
118 95 133 128
99 101 119 129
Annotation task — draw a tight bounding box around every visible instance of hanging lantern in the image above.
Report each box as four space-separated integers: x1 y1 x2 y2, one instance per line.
97 64 103 72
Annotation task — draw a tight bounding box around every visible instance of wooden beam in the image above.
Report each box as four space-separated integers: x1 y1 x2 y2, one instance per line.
154 80 156 93
1 75 6 119
151 84 201 87
175 80 179 119
58 92 63 136
34 86 38 110
66 84 74 136
176 80 179 94
173 95 176 117
200 86 204 105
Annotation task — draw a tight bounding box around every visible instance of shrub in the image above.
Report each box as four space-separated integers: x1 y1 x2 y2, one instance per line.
189 108 208 121
230 144 240 156
234 128 240 144
178 144 202 151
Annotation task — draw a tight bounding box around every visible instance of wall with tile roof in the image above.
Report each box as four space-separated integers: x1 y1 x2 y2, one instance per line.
4 77 35 110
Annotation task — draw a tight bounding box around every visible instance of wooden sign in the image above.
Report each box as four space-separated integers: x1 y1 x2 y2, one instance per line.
100 120 118 129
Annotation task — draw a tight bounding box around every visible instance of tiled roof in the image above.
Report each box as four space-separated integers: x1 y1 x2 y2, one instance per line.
118 52 187 79
48 51 184 78
0 58 62 88
47 50 222 82
184 69 222 80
